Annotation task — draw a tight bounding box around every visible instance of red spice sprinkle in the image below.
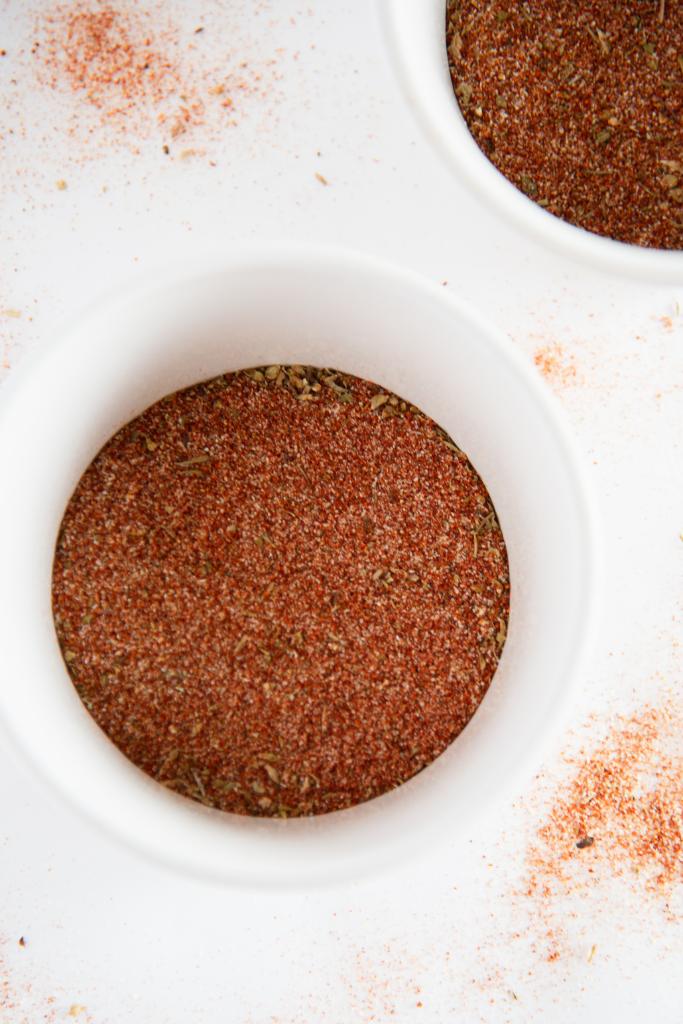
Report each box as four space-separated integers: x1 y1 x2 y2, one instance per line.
52 366 510 817
528 703 683 900
53 8 174 105
36 3 188 128
32 1 285 150
533 343 578 389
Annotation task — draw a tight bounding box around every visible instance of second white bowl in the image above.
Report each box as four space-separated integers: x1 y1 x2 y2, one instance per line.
382 0 683 283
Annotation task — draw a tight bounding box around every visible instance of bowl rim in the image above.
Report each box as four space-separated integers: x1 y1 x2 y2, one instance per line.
0 243 603 887
380 0 683 284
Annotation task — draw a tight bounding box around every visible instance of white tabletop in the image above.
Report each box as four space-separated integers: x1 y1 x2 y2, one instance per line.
1 3 682 1022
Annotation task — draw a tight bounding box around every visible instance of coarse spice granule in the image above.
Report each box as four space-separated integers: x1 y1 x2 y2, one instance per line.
51 366 510 817
446 0 683 250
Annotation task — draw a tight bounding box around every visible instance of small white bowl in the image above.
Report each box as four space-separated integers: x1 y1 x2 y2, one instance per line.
382 1 683 283
0 245 600 887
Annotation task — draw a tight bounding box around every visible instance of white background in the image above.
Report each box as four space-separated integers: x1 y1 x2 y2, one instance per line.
1 2 681 1022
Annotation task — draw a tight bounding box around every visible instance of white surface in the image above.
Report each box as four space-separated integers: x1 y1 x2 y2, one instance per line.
0 1 681 1021
0 249 598 887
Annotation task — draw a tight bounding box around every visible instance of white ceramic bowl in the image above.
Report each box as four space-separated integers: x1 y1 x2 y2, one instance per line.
382 1 683 283
0 246 600 887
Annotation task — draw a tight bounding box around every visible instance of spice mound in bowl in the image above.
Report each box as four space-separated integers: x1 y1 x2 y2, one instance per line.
52 365 510 817
446 0 683 250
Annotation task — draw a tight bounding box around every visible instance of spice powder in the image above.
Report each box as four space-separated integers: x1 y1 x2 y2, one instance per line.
52 366 510 816
447 0 683 250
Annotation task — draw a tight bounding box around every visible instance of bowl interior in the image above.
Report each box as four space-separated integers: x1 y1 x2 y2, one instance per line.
382 0 683 282
0 250 597 885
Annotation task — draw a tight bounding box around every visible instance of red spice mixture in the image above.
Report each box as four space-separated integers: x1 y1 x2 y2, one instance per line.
447 0 683 249
51 367 510 816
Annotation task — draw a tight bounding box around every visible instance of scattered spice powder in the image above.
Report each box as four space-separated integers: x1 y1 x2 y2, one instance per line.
35 2 191 135
533 342 578 389
447 1 683 249
525 702 682 958
51 366 510 817
343 943 429 1022
0 942 61 1024
32 1 286 153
